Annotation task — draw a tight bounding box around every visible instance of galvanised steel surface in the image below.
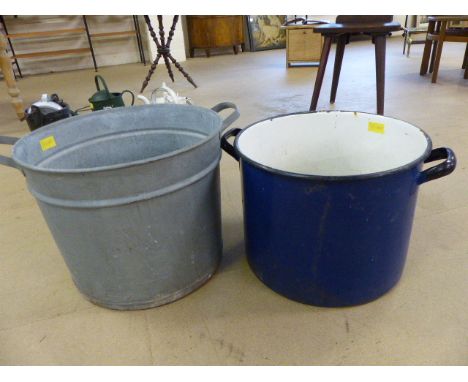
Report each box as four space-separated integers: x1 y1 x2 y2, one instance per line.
221 111 456 307
0 102 239 310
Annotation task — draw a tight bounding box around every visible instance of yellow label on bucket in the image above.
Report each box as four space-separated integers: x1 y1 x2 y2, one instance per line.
368 121 385 134
40 136 57 151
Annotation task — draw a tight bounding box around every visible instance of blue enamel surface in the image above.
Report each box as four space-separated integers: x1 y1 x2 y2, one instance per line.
240 160 422 307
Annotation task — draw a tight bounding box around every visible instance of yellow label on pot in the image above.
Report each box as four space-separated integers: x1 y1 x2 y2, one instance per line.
368 121 385 134
40 136 57 151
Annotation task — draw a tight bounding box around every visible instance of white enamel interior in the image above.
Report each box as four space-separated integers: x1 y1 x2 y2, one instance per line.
237 112 429 176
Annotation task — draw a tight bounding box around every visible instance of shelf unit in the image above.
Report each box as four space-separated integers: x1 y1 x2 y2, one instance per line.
0 16 96 77
85 15 146 66
0 15 146 77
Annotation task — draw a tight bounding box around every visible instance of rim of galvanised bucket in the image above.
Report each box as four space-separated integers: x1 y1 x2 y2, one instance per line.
234 110 433 182
11 104 226 175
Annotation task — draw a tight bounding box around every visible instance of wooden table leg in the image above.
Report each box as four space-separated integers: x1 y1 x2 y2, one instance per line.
464 43 468 78
431 21 447 83
309 35 332 111
0 33 24 120
374 34 386 116
463 43 468 69
429 41 438 73
330 34 347 104
403 29 408 55
420 20 435 75
429 21 441 73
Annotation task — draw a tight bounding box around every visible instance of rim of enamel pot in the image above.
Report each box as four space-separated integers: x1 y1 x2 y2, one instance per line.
234 111 433 181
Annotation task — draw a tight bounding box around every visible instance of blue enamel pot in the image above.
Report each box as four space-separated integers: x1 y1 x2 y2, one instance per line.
221 111 456 307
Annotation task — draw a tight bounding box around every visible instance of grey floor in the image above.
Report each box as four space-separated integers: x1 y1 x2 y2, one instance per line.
0 37 467 365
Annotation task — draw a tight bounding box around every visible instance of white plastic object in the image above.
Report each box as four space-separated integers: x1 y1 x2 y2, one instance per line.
27 94 63 113
137 82 193 105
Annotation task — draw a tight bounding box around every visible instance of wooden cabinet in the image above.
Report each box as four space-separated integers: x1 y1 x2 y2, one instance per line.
186 16 245 57
284 24 323 67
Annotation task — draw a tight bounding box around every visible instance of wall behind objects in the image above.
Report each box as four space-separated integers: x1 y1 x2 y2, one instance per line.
1 15 407 77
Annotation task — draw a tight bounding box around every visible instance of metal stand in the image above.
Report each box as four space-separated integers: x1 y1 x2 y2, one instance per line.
82 16 98 72
133 15 146 65
140 15 197 93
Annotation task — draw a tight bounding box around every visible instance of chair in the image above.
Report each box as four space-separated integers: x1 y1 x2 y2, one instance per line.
309 15 401 115
0 33 24 119
420 16 468 83
402 15 429 57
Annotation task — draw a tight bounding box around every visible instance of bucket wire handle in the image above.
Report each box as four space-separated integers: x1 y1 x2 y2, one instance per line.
94 75 111 96
0 136 19 169
121 90 135 106
211 102 240 131
418 147 456 184
221 128 242 161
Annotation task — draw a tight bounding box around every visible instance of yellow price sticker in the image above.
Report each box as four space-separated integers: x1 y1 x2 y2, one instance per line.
40 136 57 151
368 121 385 134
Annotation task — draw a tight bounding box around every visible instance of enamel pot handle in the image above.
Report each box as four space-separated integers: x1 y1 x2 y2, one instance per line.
221 128 242 161
211 102 240 131
418 147 456 185
0 136 19 169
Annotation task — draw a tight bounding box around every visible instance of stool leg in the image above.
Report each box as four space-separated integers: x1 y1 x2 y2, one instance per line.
420 20 435 75
374 34 386 116
310 35 332 111
330 34 347 104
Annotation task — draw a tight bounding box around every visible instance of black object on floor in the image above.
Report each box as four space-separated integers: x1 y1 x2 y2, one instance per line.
24 94 75 131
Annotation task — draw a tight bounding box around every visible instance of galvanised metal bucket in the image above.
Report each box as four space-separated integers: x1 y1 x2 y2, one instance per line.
0 102 239 310
221 111 456 307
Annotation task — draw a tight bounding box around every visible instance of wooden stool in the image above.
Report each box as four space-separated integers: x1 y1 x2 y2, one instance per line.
309 16 401 115
0 32 24 119
420 16 468 83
